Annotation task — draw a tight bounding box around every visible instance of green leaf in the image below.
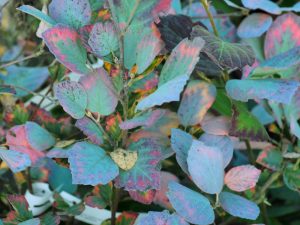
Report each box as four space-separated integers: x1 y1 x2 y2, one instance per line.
211 89 232 117
191 25 255 70
283 163 300 191
229 101 269 141
256 148 283 171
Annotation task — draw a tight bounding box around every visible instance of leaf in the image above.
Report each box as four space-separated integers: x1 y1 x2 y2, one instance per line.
224 165 261 192
241 0 281 15
264 13 300 78
54 81 87 119
0 149 31 173
237 13 272 39
116 212 138 225
251 104 275 125
0 66 49 97
129 189 156 205
85 196 107 209
158 37 204 86
40 213 60 225
201 115 230 136
187 140 224 194
110 148 138 171
283 163 300 191
120 109 166 130
178 81 216 126
136 75 189 111
68 141 119 185
256 148 283 171
199 133 234 168
75 117 104 145
88 22 119 57
219 191 260 220
191 25 255 70
7 195 33 221
25 122 55 151
0 84 16 94
42 25 89 74
229 101 269 141
167 182 215 225
49 0 91 29
115 138 163 191
226 79 299 104
134 210 188 225
170 128 193 174
250 47 300 78
19 218 40 225
17 5 56 25
79 68 118 115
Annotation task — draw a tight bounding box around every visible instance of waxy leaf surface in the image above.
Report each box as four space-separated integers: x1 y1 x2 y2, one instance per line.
134 210 188 225
242 0 281 14
17 5 56 25
0 149 31 173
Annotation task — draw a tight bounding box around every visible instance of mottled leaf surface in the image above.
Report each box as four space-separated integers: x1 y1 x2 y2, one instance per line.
42 25 89 74
167 182 215 225
201 116 230 136
75 117 103 145
187 140 224 194
170 129 193 174
68 142 119 185
129 190 156 205
256 148 283 170
0 149 31 173
242 0 281 14
49 0 91 29
136 75 189 111
199 133 233 168
225 165 261 192
191 25 255 70
178 81 216 126
283 163 300 192
115 138 163 191
226 79 299 104
237 13 272 39
54 81 87 119
134 210 188 225
79 69 118 115
219 192 260 220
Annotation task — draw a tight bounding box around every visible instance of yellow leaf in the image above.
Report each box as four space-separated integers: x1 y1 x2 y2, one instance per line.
110 148 138 171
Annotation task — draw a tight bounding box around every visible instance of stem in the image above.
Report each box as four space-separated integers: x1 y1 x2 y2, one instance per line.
192 11 246 19
26 168 33 194
200 0 219 37
110 186 120 225
9 85 56 102
245 139 255 165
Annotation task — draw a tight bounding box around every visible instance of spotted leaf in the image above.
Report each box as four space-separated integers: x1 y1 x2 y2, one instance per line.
110 148 138 171
134 210 188 225
68 142 119 185
0 149 31 173
42 25 89 74
219 191 260 220
75 117 104 145
224 165 261 192
54 81 87 119
187 140 224 194
167 182 215 225
178 81 216 126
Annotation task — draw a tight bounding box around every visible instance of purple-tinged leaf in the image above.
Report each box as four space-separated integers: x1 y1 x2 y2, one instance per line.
170 128 193 174
134 210 188 225
115 138 163 191
136 75 189 111
224 165 261 192
226 79 299 104
120 109 165 130
178 81 216 126
0 149 31 173
17 5 56 25
199 133 234 168
187 140 224 194
79 68 118 115
129 190 156 205
167 182 215 225
229 102 269 141
85 196 107 209
42 25 89 74
219 191 260 220
252 104 275 125
46 147 70 158
264 13 300 78
0 66 49 97
201 115 230 136
49 0 91 29
136 29 163 74
237 13 272 39
88 22 118 57
54 81 87 119
79 24 94 52
68 142 119 185
241 0 281 15
19 218 40 225
153 172 179 209
256 148 283 171
25 122 55 151
75 117 103 145
158 37 204 86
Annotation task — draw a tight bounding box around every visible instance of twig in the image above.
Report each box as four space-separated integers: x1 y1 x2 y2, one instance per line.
191 11 246 19
122 0 141 35
11 85 56 102
110 186 120 225
200 0 219 37
245 139 256 165
26 168 33 194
